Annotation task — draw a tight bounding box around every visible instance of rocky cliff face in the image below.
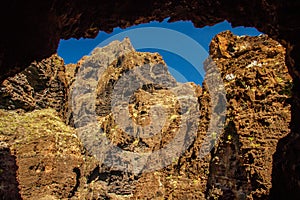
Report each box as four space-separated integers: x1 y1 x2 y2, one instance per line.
0 32 293 199
1 2 300 198
206 31 292 199
0 54 68 118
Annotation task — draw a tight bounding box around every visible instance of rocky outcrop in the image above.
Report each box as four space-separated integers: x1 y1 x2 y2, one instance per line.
128 32 292 199
0 109 110 199
0 32 293 199
70 38 208 197
0 54 68 118
206 31 292 199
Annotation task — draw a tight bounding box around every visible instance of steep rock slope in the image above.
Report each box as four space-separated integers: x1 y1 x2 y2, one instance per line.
1 1 300 197
70 38 208 198
0 109 110 199
0 32 293 199
0 0 300 197
206 31 292 199
130 32 292 199
0 54 68 118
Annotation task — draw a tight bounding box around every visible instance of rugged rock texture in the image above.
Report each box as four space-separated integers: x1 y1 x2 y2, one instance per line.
0 33 293 199
0 109 112 199
0 142 21 200
131 32 292 199
70 38 209 198
0 54 68 118
0 1 299 83
1 2 300 197
206 31 292 199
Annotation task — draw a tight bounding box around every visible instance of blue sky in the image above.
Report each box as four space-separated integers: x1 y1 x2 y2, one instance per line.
58 19 261 85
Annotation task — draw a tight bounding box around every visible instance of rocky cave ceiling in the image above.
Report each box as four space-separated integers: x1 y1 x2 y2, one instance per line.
1 0 300 198
1 1 300 81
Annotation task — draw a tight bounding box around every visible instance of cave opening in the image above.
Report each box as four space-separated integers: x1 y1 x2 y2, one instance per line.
58 18 261 85
1 1 299 199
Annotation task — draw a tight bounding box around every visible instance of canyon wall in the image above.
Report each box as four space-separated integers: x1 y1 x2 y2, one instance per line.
0 32 293 199
1 5 300 196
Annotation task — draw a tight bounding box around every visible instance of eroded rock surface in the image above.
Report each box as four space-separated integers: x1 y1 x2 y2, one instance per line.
1 1 300 198
70 38 206 197
206 31 292 199
0 32 293 199
0 109 112 199
0 54 68 118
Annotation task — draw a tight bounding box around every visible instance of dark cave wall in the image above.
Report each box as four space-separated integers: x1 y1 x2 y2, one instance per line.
1 1 300 82
1 0 300 198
